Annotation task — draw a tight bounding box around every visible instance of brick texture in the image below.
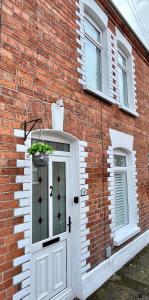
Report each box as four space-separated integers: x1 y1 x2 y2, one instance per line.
0 0 149 299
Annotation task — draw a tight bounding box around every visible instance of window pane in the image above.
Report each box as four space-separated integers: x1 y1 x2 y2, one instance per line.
32 163 49 243
84 18 101 43
122 69 129 107
114 155 126 167
114 172 129 229
52 162 66 236
85 37 102 91
118 66 129 107
118 51 126 68
32 139 70 152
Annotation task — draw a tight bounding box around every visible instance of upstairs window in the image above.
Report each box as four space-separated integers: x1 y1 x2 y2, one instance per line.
84 16 102 91
78 0 112 103
116 28 138 116
118 50 129 108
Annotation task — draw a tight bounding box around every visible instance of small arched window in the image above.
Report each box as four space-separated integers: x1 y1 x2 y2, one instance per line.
114 149 129 229
109 129 140 246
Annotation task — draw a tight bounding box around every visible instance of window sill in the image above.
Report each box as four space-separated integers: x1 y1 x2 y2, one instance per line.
119 105 139 117
83 85 115 105
114 225 140 246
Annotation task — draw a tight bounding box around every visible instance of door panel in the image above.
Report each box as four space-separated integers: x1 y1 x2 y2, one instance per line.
36 254 49 300
31 154 72 300
50 241 66 298
32 241 66 300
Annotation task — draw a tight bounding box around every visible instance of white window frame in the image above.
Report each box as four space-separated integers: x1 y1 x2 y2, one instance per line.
116 28 138 117
82 0 115 104
114 149 129 230
109 129 140 246
84 13 103 92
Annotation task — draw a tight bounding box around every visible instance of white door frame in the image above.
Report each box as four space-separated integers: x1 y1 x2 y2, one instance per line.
30 129 82 300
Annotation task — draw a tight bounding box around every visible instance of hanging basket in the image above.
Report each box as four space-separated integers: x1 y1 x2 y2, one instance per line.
32 153 49 167
27 142 55 167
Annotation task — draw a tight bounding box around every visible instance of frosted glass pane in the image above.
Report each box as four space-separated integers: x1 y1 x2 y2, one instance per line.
32 164 49 243
52 162 66 236
85 37 102 91
118 66 128 107
84 18 101 43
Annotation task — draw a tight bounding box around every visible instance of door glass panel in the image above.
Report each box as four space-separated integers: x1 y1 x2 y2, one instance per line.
47 141 70 152
32 163 49 243
52 162 66 236
32 139 70 152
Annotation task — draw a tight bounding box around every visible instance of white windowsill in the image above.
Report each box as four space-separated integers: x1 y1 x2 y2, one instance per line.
114 225 140 246
83 85 115 104
119 105 139 117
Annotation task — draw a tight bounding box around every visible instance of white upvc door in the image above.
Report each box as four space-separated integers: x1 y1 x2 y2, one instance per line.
31 155 73 300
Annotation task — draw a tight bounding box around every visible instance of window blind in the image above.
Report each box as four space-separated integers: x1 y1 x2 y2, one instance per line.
114 172 129 229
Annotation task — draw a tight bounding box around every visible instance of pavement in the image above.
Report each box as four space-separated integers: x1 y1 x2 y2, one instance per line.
87 245 149 300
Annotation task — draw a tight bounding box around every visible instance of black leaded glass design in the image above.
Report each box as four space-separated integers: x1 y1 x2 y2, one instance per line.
52 162 66 236
32 163 49 243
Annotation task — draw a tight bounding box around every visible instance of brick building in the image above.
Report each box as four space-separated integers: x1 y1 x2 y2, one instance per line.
0 0 149 299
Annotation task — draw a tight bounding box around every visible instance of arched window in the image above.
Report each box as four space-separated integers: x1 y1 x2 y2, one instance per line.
114 149 129 229
84 14 102 91
81 0 113 103
109 129 140 246
116 29 138 116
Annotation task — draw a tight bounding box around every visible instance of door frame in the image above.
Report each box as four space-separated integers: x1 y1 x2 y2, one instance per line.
30 129 82 299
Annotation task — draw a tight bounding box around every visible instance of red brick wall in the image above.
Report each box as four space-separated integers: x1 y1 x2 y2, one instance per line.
0 0 149 298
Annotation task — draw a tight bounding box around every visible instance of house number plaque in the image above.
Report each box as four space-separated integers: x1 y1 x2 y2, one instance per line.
81 188 87 196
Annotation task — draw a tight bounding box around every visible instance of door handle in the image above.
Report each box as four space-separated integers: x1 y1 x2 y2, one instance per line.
67 216 72 233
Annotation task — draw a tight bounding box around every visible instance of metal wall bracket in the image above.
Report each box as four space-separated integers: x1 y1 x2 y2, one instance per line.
24 118 42 140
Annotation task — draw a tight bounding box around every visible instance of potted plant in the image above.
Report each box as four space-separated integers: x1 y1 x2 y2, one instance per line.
27 142 55 167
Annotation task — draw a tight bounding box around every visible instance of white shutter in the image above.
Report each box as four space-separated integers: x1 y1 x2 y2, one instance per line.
114 172 128 228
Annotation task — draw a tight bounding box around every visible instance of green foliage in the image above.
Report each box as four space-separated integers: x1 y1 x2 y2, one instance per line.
27 142 55 155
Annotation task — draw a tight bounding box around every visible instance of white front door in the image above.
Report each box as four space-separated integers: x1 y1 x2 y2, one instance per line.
31 154 73 300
